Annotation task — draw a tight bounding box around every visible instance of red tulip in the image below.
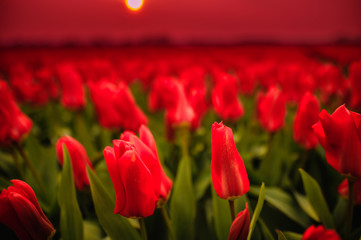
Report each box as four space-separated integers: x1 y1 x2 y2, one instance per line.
0 80 32 145
349 60 361 108
148 76 180 112
88 79 123 129
56 63 86 110
56 136 94 190
302 225 341 240
211 122 249 199
0 180 55 240
313 105 361 179
115 82 148 132
212 73 244 121
316 64 345 105
337 179 361 205
228 204 250 240
293 92 320 149
121 125 173 206
164 80 195 140
104 140 156 218
35 67 58 101
189 88 209 129
236 64 257 95
8 63 46 105
257 86 286 133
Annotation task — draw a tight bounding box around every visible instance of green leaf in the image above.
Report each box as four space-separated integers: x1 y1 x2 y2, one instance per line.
299 169 334 229
247 182 266 240
249 186 311 228
282 231 302 240
83 221 102 240
58 145 84 240
0 176 10 190
211 187 232 240
293 192 320 222
74 113 97 158
86 166 141 240
332 197 347 227
25 136 58 212
259 218 275 240
194 163 211 200
170 157 196 240
277 230 287 240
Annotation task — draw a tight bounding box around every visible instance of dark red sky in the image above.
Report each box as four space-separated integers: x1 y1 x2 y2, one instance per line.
1 0 361 46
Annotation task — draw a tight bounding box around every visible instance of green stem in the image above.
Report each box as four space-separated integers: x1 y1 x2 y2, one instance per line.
139 218 148 240
260 132 275 179
10 147 24 178
179 126 190 158
14 142 46 193
345 178 355 240
160 207 176 240
229 199 236 221
299 149 309 170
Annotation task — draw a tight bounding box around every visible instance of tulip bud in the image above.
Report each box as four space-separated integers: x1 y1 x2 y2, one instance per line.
211 122 249 199
115 82 148 132
212 73 244 121
228 204 250 240
313 105 361 179
104 140 157 218
56 63 86 110
256 86 286 133
302 225 341 240
0 80 32 145
0 180 55 240
337 179 361 205
293 92 320 149
189 88 209 129
56 136 94 190
88 79 123 129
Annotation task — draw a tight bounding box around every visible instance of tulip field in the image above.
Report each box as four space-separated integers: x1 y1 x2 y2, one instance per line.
0 46 361 240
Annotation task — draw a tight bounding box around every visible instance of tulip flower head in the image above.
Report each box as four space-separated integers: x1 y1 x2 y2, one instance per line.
0 180 55 240
88 79 124 129
212 73 244 121
56 63 86 110
56 136 94 190
302 225 341 240
293 92 320 149
313 105 361 179
256 86 286 133
115 82 148 132
120 125 173 206
228 204 250 240
0 80 33 145
104 140 157 218
211 122 249 199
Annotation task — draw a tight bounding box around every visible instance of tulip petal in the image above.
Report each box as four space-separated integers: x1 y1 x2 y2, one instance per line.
228 204 250 240
117 150 156 217
0 190 32 240
104 146 126 214
8 180 51 226
139 124 159 158
9 192 55 240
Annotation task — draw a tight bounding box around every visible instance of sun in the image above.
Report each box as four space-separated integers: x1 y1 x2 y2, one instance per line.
125 0 144 11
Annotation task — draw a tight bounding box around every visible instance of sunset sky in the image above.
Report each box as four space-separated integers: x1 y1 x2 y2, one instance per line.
1 0 361 46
